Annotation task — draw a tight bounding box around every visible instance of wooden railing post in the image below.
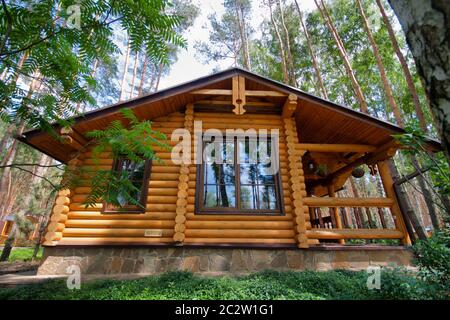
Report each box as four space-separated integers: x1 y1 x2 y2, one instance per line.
377 160 411 245
173 104 194 244
327 184 345 244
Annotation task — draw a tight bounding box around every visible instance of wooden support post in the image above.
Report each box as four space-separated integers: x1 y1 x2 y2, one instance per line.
232 76 246 115
284 118 309 248
282 94 298 118
377 160 411 245
327 184 345 245
173 104 194 244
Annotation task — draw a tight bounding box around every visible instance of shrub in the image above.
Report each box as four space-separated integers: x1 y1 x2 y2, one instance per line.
413 229 450 299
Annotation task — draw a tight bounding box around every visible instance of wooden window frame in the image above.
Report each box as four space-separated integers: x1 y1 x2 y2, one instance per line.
195 136 285 216
102 157 152 214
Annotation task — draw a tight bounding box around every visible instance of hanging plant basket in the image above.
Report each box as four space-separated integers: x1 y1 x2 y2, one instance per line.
315 164 329 177
351 166 365 178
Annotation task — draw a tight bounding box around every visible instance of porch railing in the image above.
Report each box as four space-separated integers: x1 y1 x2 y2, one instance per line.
304 196 404 242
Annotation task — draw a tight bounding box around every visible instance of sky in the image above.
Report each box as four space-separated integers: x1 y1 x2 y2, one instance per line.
158 0 318 90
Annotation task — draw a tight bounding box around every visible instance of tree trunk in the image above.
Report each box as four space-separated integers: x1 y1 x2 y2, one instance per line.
277 0 296 86
376 0 428 132
155 63 163 92
268 1 289 84
389 159 428 240
0 232 15 262
119 38 131 101
294 0 328 99
129 51 139 99
409 155 441 229
348 178 365 229
137 55 149 96
314 0 369 113
356 0 439 236
388 0 450 164
234 0 251 71
356 0 403 125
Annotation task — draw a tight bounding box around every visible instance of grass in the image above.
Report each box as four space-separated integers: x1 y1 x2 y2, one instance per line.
0 269 446 300
0 247 43 262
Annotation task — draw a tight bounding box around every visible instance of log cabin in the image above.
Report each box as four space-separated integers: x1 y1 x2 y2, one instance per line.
18 68 441 274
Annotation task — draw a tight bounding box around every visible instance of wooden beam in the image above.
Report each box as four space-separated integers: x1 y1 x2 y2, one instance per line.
60 135 83 150
324 140 402 183
297 143 377 153
247 90 286 97
282 93 298 118
60 127 87 151
303 197 394 207
191 89 287 97
306 228 404 240
194 100 276 107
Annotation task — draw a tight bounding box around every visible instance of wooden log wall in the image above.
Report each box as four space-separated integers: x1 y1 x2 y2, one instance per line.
42 109 407 247
283 118 312 248
183 112 300 246
42 157 84 246
53 112 186 246
173 104 194 243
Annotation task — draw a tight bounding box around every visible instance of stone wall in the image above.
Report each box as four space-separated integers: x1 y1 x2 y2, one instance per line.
37 246 413 275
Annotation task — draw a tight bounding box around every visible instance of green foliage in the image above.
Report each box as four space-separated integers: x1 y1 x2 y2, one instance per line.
0 247 43 262
0 269 445 300
79 108 170 209
194 0 252 67
393 124 450 197
413 230 450 299
0 0 187 131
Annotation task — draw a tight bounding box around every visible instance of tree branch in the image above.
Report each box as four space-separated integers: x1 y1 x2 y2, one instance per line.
0 16 123 59
5 165 60 189
0 163 64 170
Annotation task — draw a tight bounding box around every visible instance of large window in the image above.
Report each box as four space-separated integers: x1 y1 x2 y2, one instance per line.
102 157 152 213
196 136 283 215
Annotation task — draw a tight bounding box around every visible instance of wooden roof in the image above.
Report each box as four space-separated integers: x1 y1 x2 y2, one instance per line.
18 67 441 163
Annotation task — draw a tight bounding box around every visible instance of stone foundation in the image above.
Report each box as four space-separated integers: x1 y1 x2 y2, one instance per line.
37 246 413 275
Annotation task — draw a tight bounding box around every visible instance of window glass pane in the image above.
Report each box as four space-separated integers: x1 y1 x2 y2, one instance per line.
218 185 235 207
204 185 218 207
258 185 277 210
258 163 275 184
221 163 235 184
221 141 234 164
238 139 258 164
204 141 220 163
205 163 220 184
240 185 257 209
240 164 259 184
120 159 145 181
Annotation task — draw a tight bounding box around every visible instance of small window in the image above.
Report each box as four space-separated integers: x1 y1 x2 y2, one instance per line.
196 136 284 215
102 157 152 213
